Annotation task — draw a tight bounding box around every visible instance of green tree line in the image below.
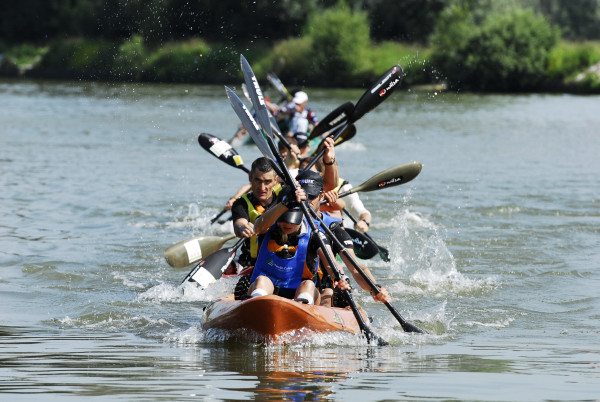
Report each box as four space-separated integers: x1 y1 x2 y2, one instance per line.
1 0 600 92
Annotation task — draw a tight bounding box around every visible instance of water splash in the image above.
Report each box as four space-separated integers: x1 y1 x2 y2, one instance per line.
389 209 497 296
137 277 238 304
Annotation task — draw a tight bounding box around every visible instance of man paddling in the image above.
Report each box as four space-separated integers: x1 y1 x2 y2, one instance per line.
230 157 281 268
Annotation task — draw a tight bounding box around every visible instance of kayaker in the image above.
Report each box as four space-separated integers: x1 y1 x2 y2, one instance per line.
246 205 323 305
230 157 282 268
246 169 391 306
275 91 318 143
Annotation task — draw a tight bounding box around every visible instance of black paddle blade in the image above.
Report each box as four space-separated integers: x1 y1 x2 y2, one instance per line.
351 64 405 123
377 245 390 262
309 101 354 140
198 133 249 173
345 228 379 260
182 238 245 288
241 55 272 139
182 248 235 288
225 86 277 163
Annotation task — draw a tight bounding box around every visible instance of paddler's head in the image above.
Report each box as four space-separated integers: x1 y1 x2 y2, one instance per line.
249 157 277 204
296 170 323 212
277 207 304 234
293 91 308 110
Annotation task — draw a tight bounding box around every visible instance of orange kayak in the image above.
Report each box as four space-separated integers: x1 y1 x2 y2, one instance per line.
203 294 368 340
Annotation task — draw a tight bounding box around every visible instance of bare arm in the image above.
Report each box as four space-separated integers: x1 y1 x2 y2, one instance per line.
321 137 338 192
339 248 391 303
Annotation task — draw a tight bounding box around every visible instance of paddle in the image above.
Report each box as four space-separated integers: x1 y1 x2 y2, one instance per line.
302 64 405 172
165 233 236 268
198 133 250 174
267 71 293 101
181 238 245 288
344 228 379 260
343 209 390 262
314 162 423 201
308 101 354 140
238 56 387 346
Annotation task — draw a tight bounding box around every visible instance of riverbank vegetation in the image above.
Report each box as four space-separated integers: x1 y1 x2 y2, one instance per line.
1 0 599 92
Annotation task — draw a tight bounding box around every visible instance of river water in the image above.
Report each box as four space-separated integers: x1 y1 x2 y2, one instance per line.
1 78 599 400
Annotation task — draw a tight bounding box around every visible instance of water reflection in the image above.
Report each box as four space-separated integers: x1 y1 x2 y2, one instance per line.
191 345 389 400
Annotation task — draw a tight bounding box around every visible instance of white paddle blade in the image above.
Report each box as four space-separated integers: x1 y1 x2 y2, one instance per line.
190 267 217 288
164 234 235 268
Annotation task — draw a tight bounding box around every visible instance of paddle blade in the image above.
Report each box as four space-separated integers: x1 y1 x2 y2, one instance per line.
267 72 293 100
181 238 246 288
351 64 404 123
308 101 354 140
183 248 236 288
345 228 379 260
377 245 390 262
241 55 272 138
310 124 357 157
164 234 236 268
225 86 277 161
351 161 422 194
198 133 249 173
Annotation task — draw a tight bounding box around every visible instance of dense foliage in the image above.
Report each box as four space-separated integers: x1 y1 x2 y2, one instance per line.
431 6 560 91
1 0 600 91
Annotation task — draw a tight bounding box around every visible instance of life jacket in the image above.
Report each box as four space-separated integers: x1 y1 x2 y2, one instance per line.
241 184 281 259
251 219 314 289
314 210 342 230
309 212 343 282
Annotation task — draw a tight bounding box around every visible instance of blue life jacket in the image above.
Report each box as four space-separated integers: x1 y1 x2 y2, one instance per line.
251 220 313 289
313 212 342 231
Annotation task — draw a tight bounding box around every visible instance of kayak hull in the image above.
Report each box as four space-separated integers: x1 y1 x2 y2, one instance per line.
203 294 367 339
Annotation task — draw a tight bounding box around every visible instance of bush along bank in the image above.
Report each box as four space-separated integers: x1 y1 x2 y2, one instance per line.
2 2 600 94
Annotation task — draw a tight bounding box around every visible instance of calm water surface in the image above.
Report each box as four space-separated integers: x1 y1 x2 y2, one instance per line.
1 79 599 400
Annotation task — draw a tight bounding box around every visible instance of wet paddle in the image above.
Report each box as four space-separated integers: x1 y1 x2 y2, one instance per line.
181 238 245 288
238 56 387 345
343 209 390 262
302 64 405 172
165 233 236 268
345 228 380 260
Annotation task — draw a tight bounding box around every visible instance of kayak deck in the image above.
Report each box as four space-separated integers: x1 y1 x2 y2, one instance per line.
203 294 368 340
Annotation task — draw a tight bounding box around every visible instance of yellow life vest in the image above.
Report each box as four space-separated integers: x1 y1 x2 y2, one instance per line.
241 184 281 258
